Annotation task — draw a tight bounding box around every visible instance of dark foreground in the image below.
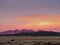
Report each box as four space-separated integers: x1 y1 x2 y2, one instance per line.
0 36 60 45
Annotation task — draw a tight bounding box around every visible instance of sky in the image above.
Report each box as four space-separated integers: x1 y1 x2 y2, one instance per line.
0 0 60 32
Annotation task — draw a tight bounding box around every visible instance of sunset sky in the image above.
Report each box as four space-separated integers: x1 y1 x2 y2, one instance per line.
0 0 60 32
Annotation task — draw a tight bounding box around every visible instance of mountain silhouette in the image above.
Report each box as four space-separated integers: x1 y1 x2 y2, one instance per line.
0 29 60 36
0 30 20 35
0 29 35 35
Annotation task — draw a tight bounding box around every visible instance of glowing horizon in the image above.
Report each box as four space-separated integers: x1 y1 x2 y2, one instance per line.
0 14 60 32
0 0 60 32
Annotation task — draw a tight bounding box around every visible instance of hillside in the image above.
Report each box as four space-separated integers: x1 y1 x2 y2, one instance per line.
0 29 60 36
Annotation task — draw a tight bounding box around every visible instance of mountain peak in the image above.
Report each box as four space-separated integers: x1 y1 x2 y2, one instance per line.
0 29 60 36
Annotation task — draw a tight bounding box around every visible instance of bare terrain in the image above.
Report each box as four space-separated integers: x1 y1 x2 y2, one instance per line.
0 36 60 45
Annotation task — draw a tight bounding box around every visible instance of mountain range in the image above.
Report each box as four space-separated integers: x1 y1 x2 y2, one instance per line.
0 29 35 35
0 29 60 36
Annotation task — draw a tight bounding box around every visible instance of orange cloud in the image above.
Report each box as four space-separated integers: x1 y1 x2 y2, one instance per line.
14 13 60 31
16 13 60 26
0 13 60 32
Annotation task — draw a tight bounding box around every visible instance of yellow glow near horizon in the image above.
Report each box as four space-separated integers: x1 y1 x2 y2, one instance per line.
16 14 60 27
38 22 53 26
0 14 60 32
